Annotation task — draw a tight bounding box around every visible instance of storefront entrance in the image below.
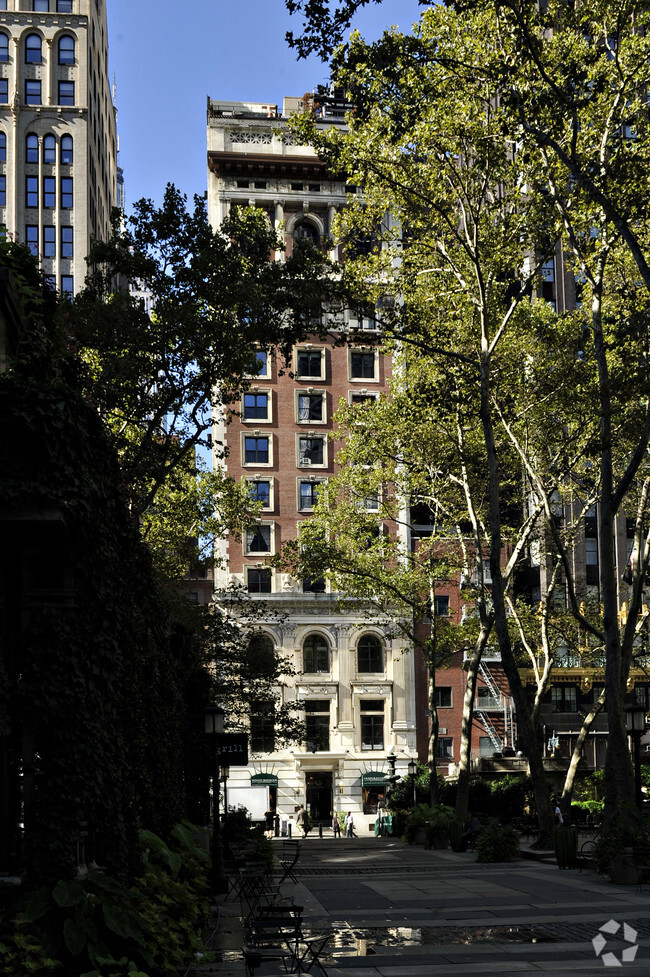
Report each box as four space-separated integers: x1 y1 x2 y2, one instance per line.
305 772 332 825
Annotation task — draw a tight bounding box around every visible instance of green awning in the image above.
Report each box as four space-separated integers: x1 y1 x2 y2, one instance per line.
251 773 278 787
361 772 389 787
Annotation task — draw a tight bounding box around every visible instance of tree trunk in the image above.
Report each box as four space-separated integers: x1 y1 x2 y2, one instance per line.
455 626 490 822
427 668 440 807
560 691 605 813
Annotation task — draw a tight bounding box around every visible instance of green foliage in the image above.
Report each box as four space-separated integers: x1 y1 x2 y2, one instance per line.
592 806 649 874
403 804 455 845
0 822 211 977
476 820 520 863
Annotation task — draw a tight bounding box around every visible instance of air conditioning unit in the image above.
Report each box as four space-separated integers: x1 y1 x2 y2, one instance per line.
439 727 447 735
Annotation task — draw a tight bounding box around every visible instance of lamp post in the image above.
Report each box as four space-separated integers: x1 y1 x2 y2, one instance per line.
625 703 646 812
204 704 227 894
407 759 418 808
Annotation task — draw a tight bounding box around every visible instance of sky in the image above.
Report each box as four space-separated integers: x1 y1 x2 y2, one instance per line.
107 0 424 212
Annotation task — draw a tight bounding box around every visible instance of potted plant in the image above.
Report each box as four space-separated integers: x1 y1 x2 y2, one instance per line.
423 804 456 849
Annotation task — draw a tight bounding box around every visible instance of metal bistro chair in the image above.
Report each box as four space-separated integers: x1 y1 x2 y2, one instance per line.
276 839 301 887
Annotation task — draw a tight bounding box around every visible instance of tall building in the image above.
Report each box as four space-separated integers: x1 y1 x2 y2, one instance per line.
207 95 418 833
0 0 116 294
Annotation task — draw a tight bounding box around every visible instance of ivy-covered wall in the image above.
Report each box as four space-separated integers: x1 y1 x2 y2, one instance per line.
0 250 207 885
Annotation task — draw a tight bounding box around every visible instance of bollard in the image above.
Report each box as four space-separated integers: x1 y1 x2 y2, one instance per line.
319 823 323 838
287 821 292 839
274 815 280 838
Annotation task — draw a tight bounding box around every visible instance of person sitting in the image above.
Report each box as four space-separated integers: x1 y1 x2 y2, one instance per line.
461 813 481 849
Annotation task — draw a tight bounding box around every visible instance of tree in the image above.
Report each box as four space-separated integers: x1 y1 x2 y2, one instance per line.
71 185 336 522
285 1 650 838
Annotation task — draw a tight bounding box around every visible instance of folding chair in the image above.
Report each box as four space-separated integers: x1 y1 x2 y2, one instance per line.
276 840 301 886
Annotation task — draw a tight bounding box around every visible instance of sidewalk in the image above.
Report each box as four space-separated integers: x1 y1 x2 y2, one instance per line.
189 835 650 976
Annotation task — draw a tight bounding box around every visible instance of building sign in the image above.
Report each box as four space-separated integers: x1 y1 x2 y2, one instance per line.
217 733 248 766
361 771 389 787
251 773 278 787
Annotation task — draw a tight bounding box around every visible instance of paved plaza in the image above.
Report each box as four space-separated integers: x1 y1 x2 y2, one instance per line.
195 835 650 977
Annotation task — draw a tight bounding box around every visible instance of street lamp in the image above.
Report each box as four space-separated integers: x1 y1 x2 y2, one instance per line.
625 703 646 812
407 758 418 807
204 704 227 894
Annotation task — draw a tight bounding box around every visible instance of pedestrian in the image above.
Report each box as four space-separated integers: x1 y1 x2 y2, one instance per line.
460 812 481 849
344 811 355 838
296 805 309 837
264 808 275 839
553 798 564 826
331 811 341 838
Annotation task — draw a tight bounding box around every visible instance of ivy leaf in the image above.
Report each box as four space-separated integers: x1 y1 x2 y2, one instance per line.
53 879 85 908
63 915 88 957
23 886 52 921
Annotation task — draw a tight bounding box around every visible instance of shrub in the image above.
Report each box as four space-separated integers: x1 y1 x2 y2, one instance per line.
476 819 520 862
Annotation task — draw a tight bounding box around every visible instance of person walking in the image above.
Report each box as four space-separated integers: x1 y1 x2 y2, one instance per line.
331 812 341 838
296 805 309 837
264 808 275 839
344 811 355 838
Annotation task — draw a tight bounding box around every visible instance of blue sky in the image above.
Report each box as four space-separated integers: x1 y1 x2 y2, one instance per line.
108 0 424 212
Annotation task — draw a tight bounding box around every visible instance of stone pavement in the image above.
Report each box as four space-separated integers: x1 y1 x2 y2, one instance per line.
189 835 650 977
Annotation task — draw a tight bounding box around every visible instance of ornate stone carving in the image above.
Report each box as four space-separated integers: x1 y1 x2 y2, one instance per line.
230 131 273 145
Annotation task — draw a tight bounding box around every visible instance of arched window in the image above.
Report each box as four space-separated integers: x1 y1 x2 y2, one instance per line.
43 134 56 164
294 221 319 245
246 634 275 679
26 133 39 163
357 635 383 673
0 33 9 63
58 35 75 65
25 34 42 64
60 134 73 164
0 132 6 163
303 634 329 674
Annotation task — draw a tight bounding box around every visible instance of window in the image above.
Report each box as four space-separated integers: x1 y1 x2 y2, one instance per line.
58 36 75 65
245 524 272 554
58 81 74 106
297 392 324 422
247 479 271 508
294 221 319 245
434 595 450 617
0 79 8 104
61 177 73 207
298 480 321 511
303 635 329 673
43 134 56 164
360 700 384 751
350 350 377 379
296 348 324 379
43 176 56 207
551 685 578 712
60 134 73 164
0 33 8 62
26 134 39 163
247 568 272 593
250 700 275 753
61 275 73 296
247 349 269 377
25 80 41 105
357 635 383 673
34 0 50 8
60 225 73 258
350 392 378 406
0 175 5 206
26 176 38 208
634 685 650 710
25 34 43 64
43 224 55 257
585 537 599 585
303 576 326 593
298 436 324 466
0 132 5 161
435 737 454 760
435 687 452 708
243 392 269 420
244 435 270 464
57 1 74 10
304 700 330 751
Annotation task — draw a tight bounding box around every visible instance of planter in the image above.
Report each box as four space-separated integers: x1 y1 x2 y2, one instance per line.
609 849 644 885
554 826 578 869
